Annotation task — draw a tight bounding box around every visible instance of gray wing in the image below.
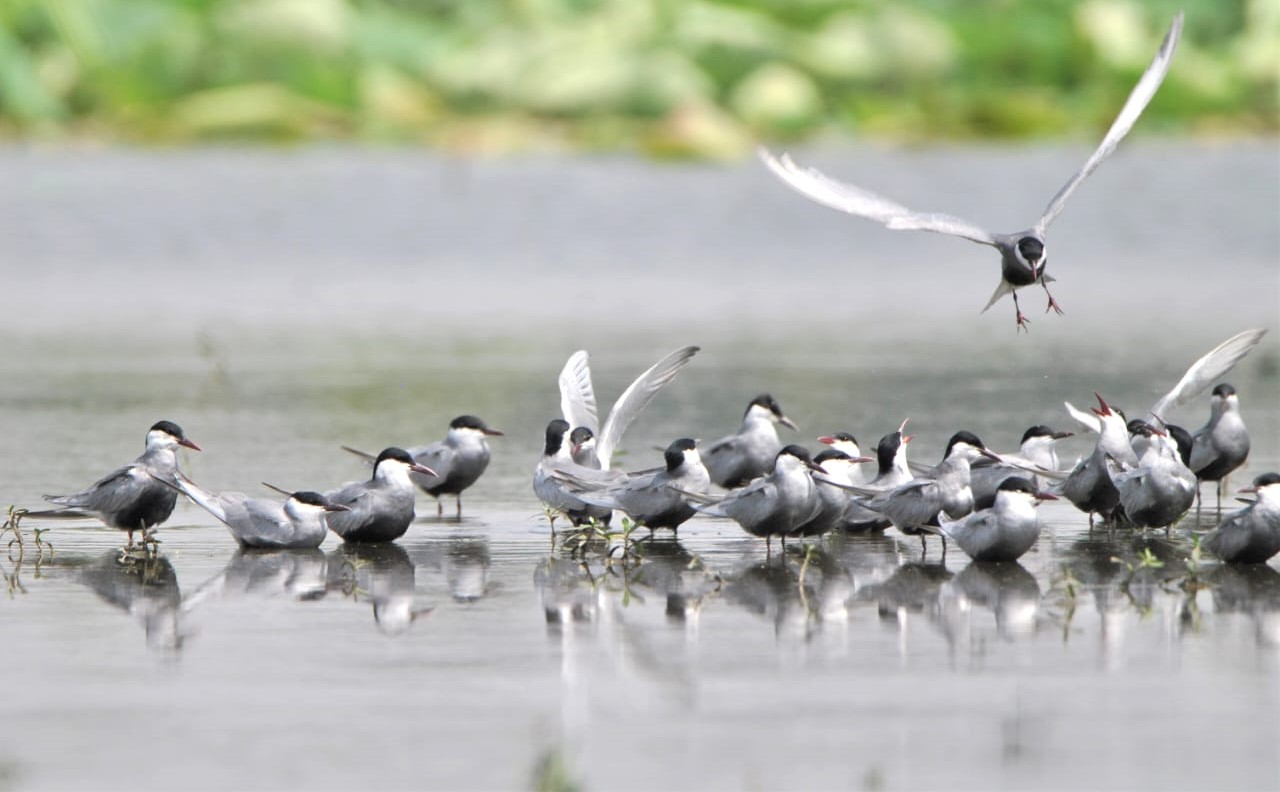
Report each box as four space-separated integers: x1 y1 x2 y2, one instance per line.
1036 13 1183 234
939 509 997 546
1202 510 1251 561
1150 328 1267 420
173 473 244 526
407 440 454 485
45 464 149 513
596 345 699 470
238 499 295 542
758 148 998 246
869 481 941 528
559 350 598 434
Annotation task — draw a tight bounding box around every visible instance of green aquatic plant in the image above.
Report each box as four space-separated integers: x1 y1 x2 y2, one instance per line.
531 746 581 792
2 506 52 563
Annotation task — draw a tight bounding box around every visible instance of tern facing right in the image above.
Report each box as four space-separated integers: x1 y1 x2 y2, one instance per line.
323 448 436 543
38 420 201 548
557 438 710 534
1190 383 1252 511
689 445 822 550
1202 473 1280 564
704 393 799 488
759 13 1183 331
171 473 348 549
937 477 1056 562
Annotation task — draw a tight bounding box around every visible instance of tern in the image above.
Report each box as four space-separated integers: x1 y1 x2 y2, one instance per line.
320 447 436 543
556 438 710 535
343 414 502 517
1190 383 1252 511
1110 422 1197 530
533 419 614 527
36 420 201 548
167 473 349 549
704 393 799 488
759 13 1183 331
818 432 872 485
795 448 873 537
558 346 700 470
935 477 1056 562
1061 393 1135 525
841 423 914 532
1202 473 1280 564
686 445 822 551
969 425 1074 509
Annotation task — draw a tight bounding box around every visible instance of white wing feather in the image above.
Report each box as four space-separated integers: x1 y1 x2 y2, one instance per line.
558 350 598 434
1150 328 1267 420
758 148 998 247
1036 13 1183 234
1064 401 1103 435
596 346 700 470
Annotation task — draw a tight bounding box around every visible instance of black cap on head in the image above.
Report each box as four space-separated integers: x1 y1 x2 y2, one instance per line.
291 491 331 507
1212 383 1237 398
747 393 784 419
150 420 186 439
1020 425 1053 443
944 430 986 458
544 419 570 456
374 447 415 468
1166 423 1193 467
876 432 902 472
450 415 488 431
1126 421 1155 438
1017 237 1044 262
814 448 851 464
778 444 812 462
832 431 858 445
1253 472 1280 488
997 477 1038 495
663 438 697 471
569 426 595 446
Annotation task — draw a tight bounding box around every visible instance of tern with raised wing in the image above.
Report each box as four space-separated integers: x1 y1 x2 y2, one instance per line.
759 13 1183 331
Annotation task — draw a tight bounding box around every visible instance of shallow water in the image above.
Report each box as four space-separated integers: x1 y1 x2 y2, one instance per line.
0 144 1278 791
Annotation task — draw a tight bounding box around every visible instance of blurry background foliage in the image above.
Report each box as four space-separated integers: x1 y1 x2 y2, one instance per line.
0 0 1275 157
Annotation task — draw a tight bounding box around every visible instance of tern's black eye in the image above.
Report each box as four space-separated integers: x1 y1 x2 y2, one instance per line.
1017 237 1044 262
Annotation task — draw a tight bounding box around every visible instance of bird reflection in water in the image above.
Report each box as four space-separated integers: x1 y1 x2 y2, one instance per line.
937 561 1042 655
78 550 186 653
1204 564 1280 648
723 544 853 640
326 543 432 636
184 548 329 608
408 538 493 604
630 538 721 627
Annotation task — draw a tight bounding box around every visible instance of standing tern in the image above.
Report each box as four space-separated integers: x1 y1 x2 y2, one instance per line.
321 447 436 543
1202 473 1280 564
343 414 502 517
1190 383 1252 511
556 438 710 535
818 432 872 485
36 420 201 548
558 346 700 470
969 425 1074 509
167 473 349 549
533 419 614 527
704 393 799 488
841 423 914 532
759 13 1183 331
795 448 873 537
935 477 1057 562
686 445 822 551
1061 393 1135 525
1110 422 1197 530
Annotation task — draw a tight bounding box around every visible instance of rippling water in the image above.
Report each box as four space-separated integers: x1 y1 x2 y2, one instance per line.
0 144 1277 791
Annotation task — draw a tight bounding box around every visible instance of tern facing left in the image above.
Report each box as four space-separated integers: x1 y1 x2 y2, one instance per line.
323 448 436 543
557 438 710 535
688 445 822 551
38 420 201 548
759 13 1183 331
937 477 1056 562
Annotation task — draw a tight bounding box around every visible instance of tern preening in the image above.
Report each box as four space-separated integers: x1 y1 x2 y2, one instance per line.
759 12 1183 331
168 473 348 550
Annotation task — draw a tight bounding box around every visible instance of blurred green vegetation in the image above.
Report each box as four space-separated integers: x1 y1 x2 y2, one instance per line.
0 0 1275 157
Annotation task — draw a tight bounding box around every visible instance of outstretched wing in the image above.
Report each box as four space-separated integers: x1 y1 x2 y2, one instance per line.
1063 401 1103 435
1036 13 1183 234
1150 328 1267 420
759 148 998 246
559 350 598 435
596 345 700 470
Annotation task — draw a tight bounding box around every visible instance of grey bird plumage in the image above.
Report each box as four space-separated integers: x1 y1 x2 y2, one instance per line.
1061 394 1135 524
970 425 1073 510
170 473 348 549
1203 473 1280 564
38 420 201 547
533 419 614 527
795 448 871 537
343 414 502 517
704 393 799 488
689 445 822 550
559 346 700 470
1111 422 1197 530
937 477 1055 562
759 13 1183 331
1190 383 1252 510
557 438 710 534
323 447 436 543
841 423 914 532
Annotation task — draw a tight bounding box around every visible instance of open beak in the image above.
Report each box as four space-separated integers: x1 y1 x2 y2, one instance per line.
180 438 202 451
411 463 438 478
1090 392 1112 418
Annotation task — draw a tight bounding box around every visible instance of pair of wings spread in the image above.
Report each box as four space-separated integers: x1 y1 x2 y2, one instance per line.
759 14 1183 254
